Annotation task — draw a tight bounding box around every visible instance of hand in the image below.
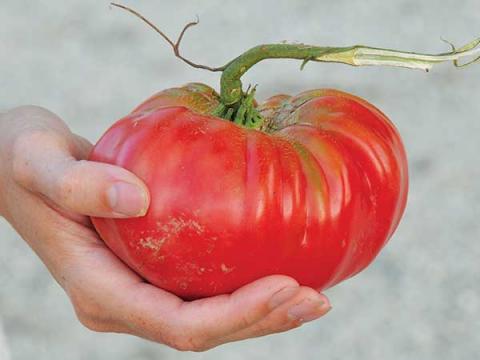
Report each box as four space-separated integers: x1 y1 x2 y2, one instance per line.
0 106 331 351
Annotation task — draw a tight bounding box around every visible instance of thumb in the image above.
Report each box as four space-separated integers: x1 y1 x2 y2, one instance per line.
12 129 149 218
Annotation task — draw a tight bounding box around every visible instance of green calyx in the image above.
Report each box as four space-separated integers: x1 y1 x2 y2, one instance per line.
212 86 264 130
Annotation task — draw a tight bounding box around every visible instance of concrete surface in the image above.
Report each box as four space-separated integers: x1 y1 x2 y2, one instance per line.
1 0 479 359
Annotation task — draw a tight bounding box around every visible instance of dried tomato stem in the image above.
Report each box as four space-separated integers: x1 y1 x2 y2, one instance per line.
110 2 226 72
220 39 480 106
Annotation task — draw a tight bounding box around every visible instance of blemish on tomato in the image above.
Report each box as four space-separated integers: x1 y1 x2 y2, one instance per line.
156 217 205 235
220 263 235 273
139 236 166 253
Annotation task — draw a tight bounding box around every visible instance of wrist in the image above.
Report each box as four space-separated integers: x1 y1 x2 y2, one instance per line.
0 107 23 219
0 116 7 218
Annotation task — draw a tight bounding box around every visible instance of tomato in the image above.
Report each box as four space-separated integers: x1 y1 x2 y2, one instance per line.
90 82 408 299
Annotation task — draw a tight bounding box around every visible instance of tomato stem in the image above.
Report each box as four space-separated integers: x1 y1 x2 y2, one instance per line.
110 3 480 127
219 39 480 107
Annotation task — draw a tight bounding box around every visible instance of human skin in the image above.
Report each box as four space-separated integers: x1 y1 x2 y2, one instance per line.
0 105 331 351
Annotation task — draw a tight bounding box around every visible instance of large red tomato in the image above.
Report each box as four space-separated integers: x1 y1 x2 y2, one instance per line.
90 82 408 299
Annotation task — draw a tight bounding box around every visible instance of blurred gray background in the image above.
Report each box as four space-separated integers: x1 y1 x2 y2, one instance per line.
1 0 479 359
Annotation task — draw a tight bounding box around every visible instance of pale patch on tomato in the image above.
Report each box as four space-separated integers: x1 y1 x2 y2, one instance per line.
220 263 235 274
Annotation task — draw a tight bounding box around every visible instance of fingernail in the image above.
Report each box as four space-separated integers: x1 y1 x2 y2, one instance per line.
288 295 331 323
269 286 300 310
107 182 148 217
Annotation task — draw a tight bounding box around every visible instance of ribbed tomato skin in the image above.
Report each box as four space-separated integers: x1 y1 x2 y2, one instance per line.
90 84 408 299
